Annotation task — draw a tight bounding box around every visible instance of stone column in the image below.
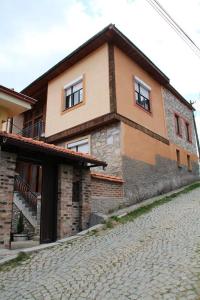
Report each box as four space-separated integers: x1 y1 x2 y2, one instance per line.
57 164 73 239
80 169 91 230
0 149 16 248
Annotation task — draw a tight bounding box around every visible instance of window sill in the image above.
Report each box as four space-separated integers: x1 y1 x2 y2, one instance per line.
61 101 84 115
135 102 152 116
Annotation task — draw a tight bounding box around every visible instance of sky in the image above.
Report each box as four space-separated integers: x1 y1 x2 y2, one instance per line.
1 0 200 135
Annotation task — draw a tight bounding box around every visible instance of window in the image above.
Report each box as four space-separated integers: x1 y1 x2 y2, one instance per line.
174 114 181 136
176 149 181 168
67 138 89 153
64 80 83 110
185 122 191 142
135 80 151 112
187 154 192 171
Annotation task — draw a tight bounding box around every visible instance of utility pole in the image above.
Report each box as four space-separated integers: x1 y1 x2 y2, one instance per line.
190 100 200 159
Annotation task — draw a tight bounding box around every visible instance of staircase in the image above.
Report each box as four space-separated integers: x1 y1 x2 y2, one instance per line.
14 175 41 240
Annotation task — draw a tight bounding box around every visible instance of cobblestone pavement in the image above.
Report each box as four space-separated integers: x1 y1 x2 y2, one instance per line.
1 188 200 300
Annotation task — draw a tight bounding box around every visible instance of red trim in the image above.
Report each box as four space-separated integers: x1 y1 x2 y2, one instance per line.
91 172 124 183
174 112 182 138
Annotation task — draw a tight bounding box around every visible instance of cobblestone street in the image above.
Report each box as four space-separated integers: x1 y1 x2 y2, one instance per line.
1 188 200 299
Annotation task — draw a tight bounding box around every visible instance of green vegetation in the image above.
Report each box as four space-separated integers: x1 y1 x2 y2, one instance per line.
0 252 30 272
104 182 200 228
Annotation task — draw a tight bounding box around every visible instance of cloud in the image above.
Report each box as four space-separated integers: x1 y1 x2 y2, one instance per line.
0 0 200 137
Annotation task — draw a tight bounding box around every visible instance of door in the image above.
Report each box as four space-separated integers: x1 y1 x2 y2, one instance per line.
40 163 58 243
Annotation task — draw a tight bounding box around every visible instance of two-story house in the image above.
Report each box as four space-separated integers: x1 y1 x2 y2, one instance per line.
13 24 199 213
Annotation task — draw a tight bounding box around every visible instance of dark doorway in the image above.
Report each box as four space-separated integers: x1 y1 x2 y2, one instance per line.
40 162 58 243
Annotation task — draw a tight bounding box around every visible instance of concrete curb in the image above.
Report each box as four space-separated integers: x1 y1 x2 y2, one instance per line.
0 224 104 266
0 254 18 266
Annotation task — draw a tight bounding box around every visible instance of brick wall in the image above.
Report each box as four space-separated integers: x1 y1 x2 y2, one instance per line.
57 165 92 239
0 149 16 248
91 176 124 214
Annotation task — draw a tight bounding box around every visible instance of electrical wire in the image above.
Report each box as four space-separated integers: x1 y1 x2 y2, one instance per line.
145 0 200 59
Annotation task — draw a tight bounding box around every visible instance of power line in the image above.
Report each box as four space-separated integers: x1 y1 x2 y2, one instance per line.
145 0 200 59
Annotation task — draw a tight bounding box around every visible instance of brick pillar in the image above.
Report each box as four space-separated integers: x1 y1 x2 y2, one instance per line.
57 164 73 239
80 169 91 230
0 149 16 248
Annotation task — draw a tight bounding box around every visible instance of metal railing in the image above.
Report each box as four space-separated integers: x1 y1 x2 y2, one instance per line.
14 175 39 213
18 119 45 139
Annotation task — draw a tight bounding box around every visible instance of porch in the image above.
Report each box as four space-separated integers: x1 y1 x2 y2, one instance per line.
0 131 106 249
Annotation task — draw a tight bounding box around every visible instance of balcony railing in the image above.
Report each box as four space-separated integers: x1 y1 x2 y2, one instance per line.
19 119 45 140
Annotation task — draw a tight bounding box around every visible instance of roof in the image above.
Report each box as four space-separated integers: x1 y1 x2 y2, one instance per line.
21 24 193 110
0 131 107 167
91 172 124 183
0 85 37 105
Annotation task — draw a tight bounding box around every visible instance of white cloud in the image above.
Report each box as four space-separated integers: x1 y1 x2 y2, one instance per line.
1 0 200 136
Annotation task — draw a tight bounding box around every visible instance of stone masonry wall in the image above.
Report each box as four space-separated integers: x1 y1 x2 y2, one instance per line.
91 122 122 176
163 88 197 155
122 153 199 207
0 149 16 248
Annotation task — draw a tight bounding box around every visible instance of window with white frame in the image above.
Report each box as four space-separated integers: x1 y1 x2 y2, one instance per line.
135 78 151 112
67 138 89 153
64 79 83 110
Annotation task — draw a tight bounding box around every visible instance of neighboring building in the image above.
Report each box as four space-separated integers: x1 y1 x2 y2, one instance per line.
9 24 200 214
0 85 36 131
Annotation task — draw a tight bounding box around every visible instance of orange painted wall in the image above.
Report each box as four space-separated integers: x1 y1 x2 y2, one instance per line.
114 46 167 138
45 44 110 137
121 123 198 167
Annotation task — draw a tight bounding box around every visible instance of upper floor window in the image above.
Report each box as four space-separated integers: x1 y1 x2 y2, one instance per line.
135 78 151 112
174 114 181 136
185 122 192 142
64 79 83 110
67 138 89 154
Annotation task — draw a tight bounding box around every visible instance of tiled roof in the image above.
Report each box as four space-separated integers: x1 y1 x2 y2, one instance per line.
0 131 106 166
91 172 124 183
0 85 37 105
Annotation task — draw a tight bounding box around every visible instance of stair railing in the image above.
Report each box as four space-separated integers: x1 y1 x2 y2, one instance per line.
14 175 39 213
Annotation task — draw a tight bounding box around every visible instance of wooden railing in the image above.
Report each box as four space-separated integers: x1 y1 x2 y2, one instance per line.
14 175 39 213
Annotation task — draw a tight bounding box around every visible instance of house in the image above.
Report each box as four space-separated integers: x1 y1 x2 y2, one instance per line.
0 86 106 249
1 24 199 248
13 24 198 211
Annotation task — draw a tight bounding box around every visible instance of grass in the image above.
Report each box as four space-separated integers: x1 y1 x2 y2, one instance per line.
103 182 200 228
0 252 30 272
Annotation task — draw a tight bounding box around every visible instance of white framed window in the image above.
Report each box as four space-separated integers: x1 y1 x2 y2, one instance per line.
67 138 89 154
134 77 151 112
64 76 83 110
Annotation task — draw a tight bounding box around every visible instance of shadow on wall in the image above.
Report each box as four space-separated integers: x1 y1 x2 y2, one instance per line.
122 154 199 206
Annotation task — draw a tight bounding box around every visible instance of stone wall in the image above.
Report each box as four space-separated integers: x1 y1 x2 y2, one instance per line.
91 122 122 176
163 88 197 155
0 149 16 248
122 154 199 206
